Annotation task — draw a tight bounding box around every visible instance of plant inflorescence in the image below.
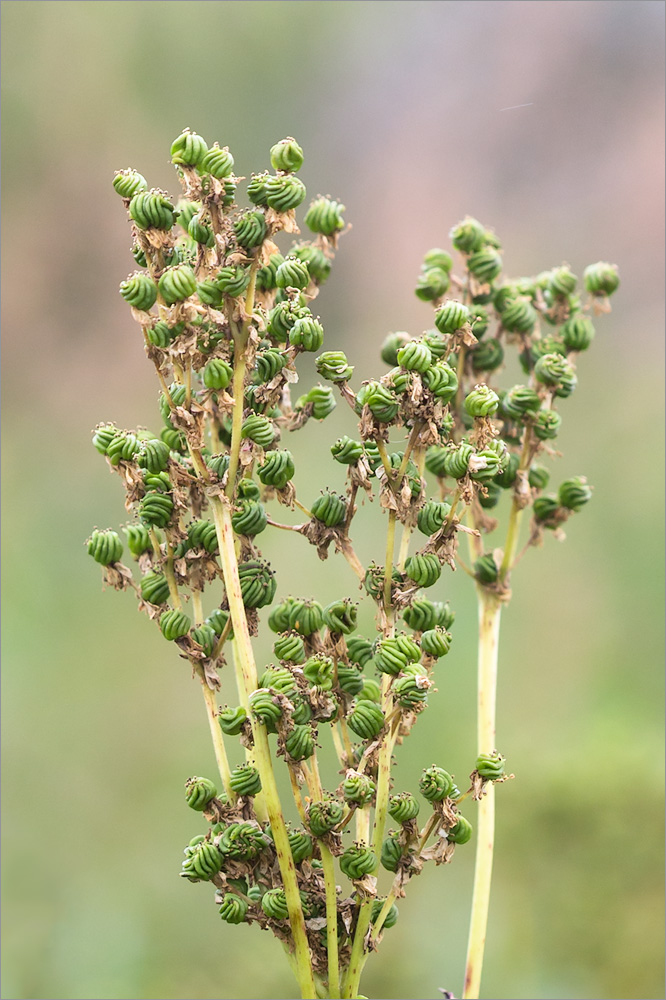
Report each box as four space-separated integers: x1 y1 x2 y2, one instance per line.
88 128 619 1000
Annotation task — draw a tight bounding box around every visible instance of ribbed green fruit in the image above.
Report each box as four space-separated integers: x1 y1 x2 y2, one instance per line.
87 529 123 565
160 609 191 640
340 845 378 879
185 776 217 811
419 765 454 801
229 764 262 796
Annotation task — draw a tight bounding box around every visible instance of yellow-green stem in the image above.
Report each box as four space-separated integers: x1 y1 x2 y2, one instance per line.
383 511 397 615
225 334 248 497
499 426 533 580
320 842 341 998
200 681 234 799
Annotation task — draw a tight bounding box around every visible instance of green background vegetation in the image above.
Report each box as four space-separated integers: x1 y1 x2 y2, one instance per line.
2 2 664 998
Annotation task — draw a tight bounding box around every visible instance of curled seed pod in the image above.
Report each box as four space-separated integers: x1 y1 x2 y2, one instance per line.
191 624 217 657
532 495 560 523
254 347 288 383
259 666 298 698
473 553 499 585
393 667 430 708
293 243 331 283
479 482 503 508
415 266 450 302
371 898 399 929
107 431 142 465
311 491 347 527
207 454 230 480
218 821 268 860
303 384 336 419
140 571 170 605
144 470 171 493
443 441 475 479
188 519 218 553
218 893 248 924
464 384 500 418
358 677 381 703
159 383 188 426
181 840 223 881
160 609 191 640
450 216 485 253
381 831 405 873
501 385 541 421
346 635 374 668
255 252 285 291
363 563 402 601
265 174 306 212
380 331 412 366
467 246 502 283
238 561 276 609
285 724 315 761
419 765 454 802
422 328 448 358
136 438 170 474
113 168 147 199
229 764 262 797
558 476 592 511
129 190 175 230
584 261 620 297
533 409 562 441
363 442 383 471
417 500 451 536
316 350 353 382
276 256 310 290
303 654 334 690
397 340 433 373
261 888 289 920
291 695 313 725
120 272 157 311
501 296 538 333
469 447 503 483
140 491 174 528
347 700 385 739
548 265 577 297
423 361 458 402
175 199 201 233
270 137 304 173
561 313 595 352
373 637 416 676
87 528 124 566
343 771 376 806
435 300 471 333
385 366 412 396
362 382 400 422
423 445 449 478
289 316 324 352
405 552 442 588
92 423 118 455
266 300 310 342
528 463 550 490
185 776 217 811
214 265 251 298
158 264 197 306
123 523 151 557
241 414 276 448
231 499 267 537
258 450 295 489
289 829 315 865
268 597 300 633
433 601 455 630
218 705 247 736
170 129 208 167
205 606 231 633
273 632 306 663
523 335 567 372
203 359 233 390
200 143 234 179
188 211 215 247
246 884 263 903
476 752 505 780
534 352 574 387
423 247 453 271
323 599 357 634
308 797 344 837
421 626 452 658
448 815 473 844
470 303 491 337
340 845 378 880
331 436 364 464
304 197 345 236
234 210 267 249
402 599 438 632
471 338 504 373
161 428 187 452
249 689 282 731
389 792 420 824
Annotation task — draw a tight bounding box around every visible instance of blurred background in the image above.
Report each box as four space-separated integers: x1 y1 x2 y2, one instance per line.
2 2 664 998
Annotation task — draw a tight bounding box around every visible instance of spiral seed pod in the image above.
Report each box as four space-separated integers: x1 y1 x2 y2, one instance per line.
205 455 229 482
434 300 470 334
501 385 541 422
444 441 476 480
260 887 289 920
320 599 356 635
373 637 415 676
303 654 334 691
584 261 620 297
348 700 385 739
92 424 118 455
334 665 361 696
191 624 217 657
270 137 304 173
420 330 447 360
363 563 402 601
548 265 577 297
405 552 442 588
185 776 217 811
340 845 378 880
304 385 336 420
311 491 347 528
240 414 275 449
468 303 490 338
402 599 437 632
249 688 282 730
304 197 345 237
450 216 485 253
534 352 573 388
259 666 298 698
556 312 593 352
314 351 353 384
289 695 311 725
558 476 592 511
379 332 411 367
258 450 295 489
346 635 374 668
238 561 277 609
423 361 458 402
159 383 188 427
170 129 208 167
476 752 505 780
200 143 234 179
467 247 502 283
419 765 454 802
355 678 379 705
469 447 503 483
473 553 499 585
254 348 288 384
331 436 364 464
144 471 171 494
218 705 247 736
213 265 250 299
289 829 315 865
139 491 174 528
417 500 451 536
287 316 324 354
119 273 158 311
134 440 169 476
255 253 284 293
275 256 310 291
265 174 306 212
187 519 218 553
229 764 262 797
397 339 433 373
233 210 267 250
415 266 450 302
231 499 267 537
129 190 176 231
123 524 151 557
218 821 268 860
533 409 562 441
370 898 399 929
308 797 344 837
471 338 504 373
292 245 330 284
528 463 550 490
113 168 148 199
421 626 452 658
187 211 215 247
363 382 400 423
381 831 405 873
139 571 169 605
201 358 232 392
273 632 306 663
533 496 561 523
285 724 315 761
181 839 223 881
448 815 473 844
423 445 448 478
158 264 197 306
218 893 248 924
501 295 538 334
174 198 201 233
268 597 300 633
87 529 123 565
339 770 375 806
386 793 420 828
161 428 187 452
394 667 430 708
464 384 500 418
266 300 309 342
160 609 191 641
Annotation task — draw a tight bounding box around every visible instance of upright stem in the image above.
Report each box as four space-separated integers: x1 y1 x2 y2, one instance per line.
462 590 502 1000
200 681 234 799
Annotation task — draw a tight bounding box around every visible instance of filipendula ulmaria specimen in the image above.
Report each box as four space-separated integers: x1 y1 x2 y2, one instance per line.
89 135 619 1000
